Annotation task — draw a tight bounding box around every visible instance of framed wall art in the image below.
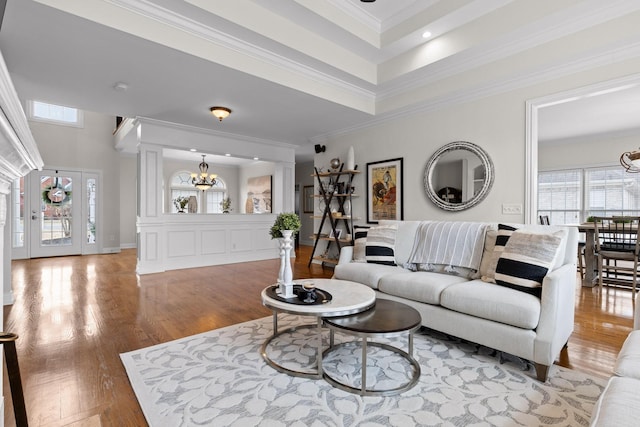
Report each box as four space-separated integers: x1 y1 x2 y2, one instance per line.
366 158 403 223
245 175 272 213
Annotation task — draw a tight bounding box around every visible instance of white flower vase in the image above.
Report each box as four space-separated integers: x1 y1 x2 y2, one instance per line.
279 230 295 298
346 146 355 170
277 238 285 285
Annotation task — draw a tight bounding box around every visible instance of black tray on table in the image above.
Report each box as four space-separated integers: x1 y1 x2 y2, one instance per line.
266 284 332 305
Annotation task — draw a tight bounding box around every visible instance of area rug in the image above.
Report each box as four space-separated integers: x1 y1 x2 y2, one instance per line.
121 315 606 426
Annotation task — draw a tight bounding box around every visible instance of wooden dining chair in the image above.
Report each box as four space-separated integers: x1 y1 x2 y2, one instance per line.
593 216 640 294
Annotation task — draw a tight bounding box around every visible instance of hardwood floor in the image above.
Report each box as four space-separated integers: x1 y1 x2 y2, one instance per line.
3 246 635 426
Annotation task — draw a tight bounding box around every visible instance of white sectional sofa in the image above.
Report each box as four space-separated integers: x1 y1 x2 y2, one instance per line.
590 292 640 426
333 220 578 382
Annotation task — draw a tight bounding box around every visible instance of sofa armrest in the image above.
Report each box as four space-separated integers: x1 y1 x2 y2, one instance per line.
534 262 576 366
337 246 353 265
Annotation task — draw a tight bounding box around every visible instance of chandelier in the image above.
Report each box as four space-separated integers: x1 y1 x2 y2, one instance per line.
620 149 640 173
191 155 217 190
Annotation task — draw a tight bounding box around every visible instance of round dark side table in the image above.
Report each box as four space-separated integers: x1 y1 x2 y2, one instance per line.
322 298 422 396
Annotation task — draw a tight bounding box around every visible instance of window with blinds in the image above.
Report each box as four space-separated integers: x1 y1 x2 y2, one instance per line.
538 166 640 224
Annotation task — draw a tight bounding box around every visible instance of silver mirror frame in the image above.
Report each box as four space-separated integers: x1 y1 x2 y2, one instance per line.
424 141 494 212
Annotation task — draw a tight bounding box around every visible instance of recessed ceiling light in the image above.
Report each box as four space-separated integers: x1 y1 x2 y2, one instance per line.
360 0 375 2
225 153 231 157
422 31 432 39
113 82 129 91
253 157 259 160
189 148 197 152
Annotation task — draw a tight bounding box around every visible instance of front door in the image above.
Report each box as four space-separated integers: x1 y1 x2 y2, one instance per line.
29 170 82 257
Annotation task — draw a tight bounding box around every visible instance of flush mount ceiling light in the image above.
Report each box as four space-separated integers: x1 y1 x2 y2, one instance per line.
620 148 640 173
210 106 231 122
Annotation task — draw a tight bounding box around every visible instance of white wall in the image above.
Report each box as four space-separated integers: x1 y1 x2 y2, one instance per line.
119 154 137 248
539 131 640 171
28 110 122 250
315 56 640 224
295 160 314 246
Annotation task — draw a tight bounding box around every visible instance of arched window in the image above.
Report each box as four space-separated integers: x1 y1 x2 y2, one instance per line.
205 179 227 213
169 171 227 213
170 172 198 213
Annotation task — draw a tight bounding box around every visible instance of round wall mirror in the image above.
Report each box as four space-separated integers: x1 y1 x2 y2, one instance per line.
424 141 494 211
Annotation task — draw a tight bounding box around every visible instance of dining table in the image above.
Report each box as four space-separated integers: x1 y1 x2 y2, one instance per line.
576 223 597 287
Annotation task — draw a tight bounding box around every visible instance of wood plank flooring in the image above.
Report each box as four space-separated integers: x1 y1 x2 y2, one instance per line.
3 246 635 426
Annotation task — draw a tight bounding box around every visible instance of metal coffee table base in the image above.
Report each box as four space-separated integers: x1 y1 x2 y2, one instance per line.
322 330 421 396
260 314 324 379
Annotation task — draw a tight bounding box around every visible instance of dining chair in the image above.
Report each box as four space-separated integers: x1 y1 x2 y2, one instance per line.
539 215 550 225
593 216 640 294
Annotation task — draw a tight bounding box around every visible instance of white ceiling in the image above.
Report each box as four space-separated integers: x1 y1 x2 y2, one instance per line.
1 0 639 163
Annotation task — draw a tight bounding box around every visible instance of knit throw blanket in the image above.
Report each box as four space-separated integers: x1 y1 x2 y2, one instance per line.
408 221 487 271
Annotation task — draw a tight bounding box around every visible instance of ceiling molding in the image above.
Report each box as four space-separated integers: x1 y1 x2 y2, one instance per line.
325 0 382 33
136 117 299 150
106 0 376 106
312 39 640 143
377 0 640 100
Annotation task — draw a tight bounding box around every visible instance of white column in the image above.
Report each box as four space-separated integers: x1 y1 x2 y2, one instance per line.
136 143 165 274
273 162 295 213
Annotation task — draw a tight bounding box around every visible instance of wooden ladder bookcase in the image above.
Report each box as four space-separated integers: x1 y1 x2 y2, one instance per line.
308 163 359 267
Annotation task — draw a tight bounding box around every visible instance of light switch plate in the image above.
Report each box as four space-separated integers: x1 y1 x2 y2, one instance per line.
502 203 522 215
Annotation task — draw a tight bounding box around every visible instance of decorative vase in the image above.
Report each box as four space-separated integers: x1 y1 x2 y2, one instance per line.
279 230 294 298
187 196 197 213
346 146 355 170
344 199 351 216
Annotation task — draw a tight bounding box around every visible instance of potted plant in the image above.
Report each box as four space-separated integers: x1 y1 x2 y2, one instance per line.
173 196 189 213
269 212 301 239
220 197 232 213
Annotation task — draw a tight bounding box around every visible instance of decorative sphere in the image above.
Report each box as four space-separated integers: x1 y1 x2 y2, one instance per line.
330 158 340 170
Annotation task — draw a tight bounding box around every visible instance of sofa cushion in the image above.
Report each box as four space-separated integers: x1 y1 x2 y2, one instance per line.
365 224 398 266
352 226 370 262
333 262 409 290
416 263 476 279
378 271 468 305
494 229 564 298
614 330 640 379
590 376 640 427
440 280 541 329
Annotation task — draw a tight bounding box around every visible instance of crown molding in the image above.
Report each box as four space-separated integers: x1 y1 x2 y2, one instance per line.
106 0 375 104
378 0 640 100
311 39 640 143
136 117 298 150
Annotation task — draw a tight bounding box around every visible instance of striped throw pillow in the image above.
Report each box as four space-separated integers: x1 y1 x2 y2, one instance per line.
494 230 563 297
353 226 370 262
482 224 517 283
365 224 397 266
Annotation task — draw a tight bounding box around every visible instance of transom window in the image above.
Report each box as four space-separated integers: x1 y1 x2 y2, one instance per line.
538 166 640 224
28 100 84 127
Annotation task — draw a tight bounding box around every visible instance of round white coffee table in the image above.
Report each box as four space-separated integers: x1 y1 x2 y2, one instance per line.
260 278 375 379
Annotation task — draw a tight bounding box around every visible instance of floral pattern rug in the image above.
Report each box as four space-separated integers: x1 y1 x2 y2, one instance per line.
121 314 605 426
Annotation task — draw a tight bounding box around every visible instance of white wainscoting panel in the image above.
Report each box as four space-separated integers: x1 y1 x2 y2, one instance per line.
167 230 197 257
137 214 279 274
201 229 226 254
